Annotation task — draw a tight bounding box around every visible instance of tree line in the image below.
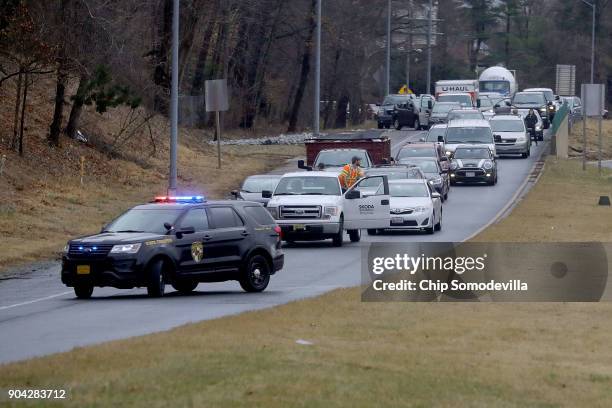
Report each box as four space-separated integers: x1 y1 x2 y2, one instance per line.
0 0 609 156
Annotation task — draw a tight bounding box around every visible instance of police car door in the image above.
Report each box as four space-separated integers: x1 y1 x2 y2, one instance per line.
175 208 214 273
343 175 390 229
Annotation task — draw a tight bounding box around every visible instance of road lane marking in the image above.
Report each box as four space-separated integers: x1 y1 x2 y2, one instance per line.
0 291 72 311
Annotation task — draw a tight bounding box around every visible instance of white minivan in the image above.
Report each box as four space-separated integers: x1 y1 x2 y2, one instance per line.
443 119 496 157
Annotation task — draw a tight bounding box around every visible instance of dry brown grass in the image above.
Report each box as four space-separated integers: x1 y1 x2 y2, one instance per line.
474 157 612 242
0 77 304 270
569 119 612 160
0 157 611 407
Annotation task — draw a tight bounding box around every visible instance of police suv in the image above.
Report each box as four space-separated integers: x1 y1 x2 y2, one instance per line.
61 196 284 298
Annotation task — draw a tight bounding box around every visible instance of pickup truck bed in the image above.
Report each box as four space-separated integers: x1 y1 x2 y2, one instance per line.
305 131 392 166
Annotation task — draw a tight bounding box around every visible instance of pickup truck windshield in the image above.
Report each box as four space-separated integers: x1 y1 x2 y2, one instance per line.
105 209 182 234
513 93 545 105
389 183 429 198
454 148 490 160
274 176 341 196
446 127 493 144
437 94 472 106
490 120 525 132
315 150 369 168
242 176 280 193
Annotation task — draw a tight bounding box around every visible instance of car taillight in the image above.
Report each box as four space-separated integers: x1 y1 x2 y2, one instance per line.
274 225 282 240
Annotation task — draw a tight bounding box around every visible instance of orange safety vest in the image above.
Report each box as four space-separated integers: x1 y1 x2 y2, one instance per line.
338 164 363 189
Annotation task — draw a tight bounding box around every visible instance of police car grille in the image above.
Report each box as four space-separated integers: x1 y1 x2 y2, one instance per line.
69 244 114 257
280 205 321 219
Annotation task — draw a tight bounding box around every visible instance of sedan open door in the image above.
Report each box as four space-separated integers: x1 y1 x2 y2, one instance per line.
343 176 390 230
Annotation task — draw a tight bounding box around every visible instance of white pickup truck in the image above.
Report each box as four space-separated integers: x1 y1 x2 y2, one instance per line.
263 172 390 246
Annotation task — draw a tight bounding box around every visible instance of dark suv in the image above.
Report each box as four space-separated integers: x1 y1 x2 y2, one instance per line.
61 196 284 298
512 91 552 129
377 94 420 130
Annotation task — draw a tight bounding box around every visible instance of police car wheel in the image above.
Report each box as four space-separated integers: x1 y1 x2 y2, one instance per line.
348 229 361 242
74 284 93 299
172 280 198 294
146 259 166 297
240 254 271 292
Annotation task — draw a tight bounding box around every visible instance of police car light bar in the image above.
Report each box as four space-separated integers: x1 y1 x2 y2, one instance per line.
154 195 206 203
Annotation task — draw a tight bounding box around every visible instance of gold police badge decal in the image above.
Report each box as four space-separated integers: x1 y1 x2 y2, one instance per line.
191 242 204 262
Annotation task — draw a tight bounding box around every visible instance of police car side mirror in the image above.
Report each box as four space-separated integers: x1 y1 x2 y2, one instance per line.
345 190 361 200
262 190 273 199
297 160 313 171
164 222 173 231
176 226 195 239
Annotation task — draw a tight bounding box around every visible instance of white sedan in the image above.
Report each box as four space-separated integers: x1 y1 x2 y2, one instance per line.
368 179 442 235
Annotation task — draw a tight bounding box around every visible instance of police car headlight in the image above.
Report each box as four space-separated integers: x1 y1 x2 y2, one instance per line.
483 160 494 170
110 243 142 254
413 206 427 213
324 206 339 217
266 207 279 219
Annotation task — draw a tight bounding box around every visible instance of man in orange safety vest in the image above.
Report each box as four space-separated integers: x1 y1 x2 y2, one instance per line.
338 156 364 191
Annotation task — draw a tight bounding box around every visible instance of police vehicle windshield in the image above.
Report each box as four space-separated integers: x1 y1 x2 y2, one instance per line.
389 183 429 198
274 176 341 196
105 209 183 234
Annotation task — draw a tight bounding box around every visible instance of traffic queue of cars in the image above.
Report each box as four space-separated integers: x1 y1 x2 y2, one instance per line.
59 83 557 300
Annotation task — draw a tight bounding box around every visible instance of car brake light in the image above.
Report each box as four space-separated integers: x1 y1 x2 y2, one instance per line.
274 225 282 240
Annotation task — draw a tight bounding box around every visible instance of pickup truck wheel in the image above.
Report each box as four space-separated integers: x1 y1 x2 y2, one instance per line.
239 254 271 292
377 122 384 129
367 229 377 236
74 283 93 299
435 211 442 231
332 218 344 247
171 279 198 294
348 229 361 242
393 118 402 130
146 259 166 297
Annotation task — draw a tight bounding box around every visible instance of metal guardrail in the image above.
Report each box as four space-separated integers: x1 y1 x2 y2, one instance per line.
551 100 569 135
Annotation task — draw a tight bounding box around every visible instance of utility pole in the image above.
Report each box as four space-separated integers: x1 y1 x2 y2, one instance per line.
386 0 391 96
168 0 179 195
314 0 322 137
580 0 596 83
426 0 433 95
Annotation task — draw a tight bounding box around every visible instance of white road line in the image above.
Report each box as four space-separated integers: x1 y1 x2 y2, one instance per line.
0 291 72 311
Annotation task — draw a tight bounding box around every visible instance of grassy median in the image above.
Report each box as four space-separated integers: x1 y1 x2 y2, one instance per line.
1 159 612 407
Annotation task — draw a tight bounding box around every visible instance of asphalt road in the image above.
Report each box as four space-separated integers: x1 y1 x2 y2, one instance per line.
0 129 549 364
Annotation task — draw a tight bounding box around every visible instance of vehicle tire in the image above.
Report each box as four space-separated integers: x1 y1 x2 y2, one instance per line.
444 191 448 201
425 219 435 235
521 152 528 158
450 180 456 186
367 229 378 236
435 211 442 231
413 118 420 130
74 283 93 299
377 122 383 129
172 279 198 294
385 124 391 129
239 254 271 292
394 118 402 131
332 217 344 247
146 259 166 297
348 229 361 242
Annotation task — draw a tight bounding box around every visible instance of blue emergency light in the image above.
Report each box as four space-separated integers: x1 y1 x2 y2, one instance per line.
153 195 206 203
